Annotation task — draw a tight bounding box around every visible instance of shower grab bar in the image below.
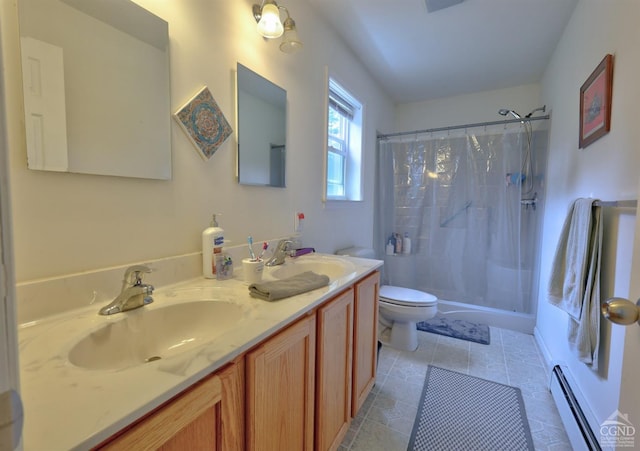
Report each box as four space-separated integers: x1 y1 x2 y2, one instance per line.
440 201 472 227
593 199 637 208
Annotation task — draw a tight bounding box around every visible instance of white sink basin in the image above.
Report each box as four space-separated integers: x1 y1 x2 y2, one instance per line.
68 301 245 370
268 255 356 281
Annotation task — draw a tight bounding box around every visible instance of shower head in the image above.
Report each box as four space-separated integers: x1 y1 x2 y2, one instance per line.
525 105 547 118
498 109 521 120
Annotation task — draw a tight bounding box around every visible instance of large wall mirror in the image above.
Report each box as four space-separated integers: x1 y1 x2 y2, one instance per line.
17 0 172 180
236 63 286 187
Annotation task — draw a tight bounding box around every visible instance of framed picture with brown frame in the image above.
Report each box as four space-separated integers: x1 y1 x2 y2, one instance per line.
579 54 614 149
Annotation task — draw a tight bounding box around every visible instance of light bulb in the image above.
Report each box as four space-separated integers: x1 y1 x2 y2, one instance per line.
257 3 283 39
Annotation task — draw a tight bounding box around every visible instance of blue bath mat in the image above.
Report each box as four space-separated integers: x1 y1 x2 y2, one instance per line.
416 316 490 345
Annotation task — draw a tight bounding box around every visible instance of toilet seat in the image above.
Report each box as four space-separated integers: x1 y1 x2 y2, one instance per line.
380 285 437 307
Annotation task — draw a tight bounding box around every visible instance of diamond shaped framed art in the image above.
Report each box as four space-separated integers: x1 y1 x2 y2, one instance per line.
174 86 232 160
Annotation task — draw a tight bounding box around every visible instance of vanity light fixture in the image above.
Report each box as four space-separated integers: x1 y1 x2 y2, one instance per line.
252 0 303 53
254 0 283 38
279 16 302 53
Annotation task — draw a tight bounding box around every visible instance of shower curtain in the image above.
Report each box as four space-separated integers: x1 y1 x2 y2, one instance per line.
376 123 547 314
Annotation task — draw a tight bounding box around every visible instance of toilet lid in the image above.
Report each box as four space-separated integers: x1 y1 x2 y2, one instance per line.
379 285 437 307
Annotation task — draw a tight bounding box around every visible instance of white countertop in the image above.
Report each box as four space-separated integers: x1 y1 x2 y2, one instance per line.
18 254 382 450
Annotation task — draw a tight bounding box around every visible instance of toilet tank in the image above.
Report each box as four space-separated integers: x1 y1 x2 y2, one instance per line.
335 247 376 259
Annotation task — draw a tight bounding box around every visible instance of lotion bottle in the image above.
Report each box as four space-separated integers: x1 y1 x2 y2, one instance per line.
402 232 411 254
202 214 224 278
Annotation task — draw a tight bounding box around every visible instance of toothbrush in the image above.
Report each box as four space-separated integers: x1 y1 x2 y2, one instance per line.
258 242 269 260
247 236 257 260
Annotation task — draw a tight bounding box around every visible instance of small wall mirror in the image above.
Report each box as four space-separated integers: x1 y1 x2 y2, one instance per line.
236 63 286 187
17 0 171 180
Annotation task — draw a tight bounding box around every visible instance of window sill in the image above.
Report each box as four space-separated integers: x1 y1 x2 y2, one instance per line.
323 198 364 209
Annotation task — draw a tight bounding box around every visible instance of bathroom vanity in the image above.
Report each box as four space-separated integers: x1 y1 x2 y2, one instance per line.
17 253 381 450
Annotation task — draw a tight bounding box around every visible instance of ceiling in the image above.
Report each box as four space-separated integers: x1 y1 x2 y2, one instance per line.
307 0 578 104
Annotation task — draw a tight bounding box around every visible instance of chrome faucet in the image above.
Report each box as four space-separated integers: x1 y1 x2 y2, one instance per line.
99 265 154 315
265 239 295 266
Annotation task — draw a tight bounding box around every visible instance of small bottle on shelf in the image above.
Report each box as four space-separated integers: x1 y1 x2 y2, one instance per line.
402 232 411 255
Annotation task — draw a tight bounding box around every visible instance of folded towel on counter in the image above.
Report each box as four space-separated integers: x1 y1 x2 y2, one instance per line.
249 271 330 301
548 198 603 369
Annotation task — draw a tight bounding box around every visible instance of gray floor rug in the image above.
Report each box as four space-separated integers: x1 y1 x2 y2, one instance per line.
408 366 534 451
417 316 490 345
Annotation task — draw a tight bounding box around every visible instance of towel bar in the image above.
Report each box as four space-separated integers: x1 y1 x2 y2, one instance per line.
593 199 637 208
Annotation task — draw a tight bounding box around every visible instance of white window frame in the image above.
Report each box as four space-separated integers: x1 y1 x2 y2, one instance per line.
323 71 363 202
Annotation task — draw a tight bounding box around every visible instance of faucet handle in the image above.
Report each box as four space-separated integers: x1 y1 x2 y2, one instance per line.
278 239 294 249
123 265 153 287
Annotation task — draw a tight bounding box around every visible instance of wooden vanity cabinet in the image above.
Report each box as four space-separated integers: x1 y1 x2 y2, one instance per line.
245 272 379 451
96 358 244 451
245 314 317 451
315 288 354 451
352 271 379 416
96 270 379 451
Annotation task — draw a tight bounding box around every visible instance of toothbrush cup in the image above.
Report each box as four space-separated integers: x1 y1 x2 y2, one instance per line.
242 258 264 284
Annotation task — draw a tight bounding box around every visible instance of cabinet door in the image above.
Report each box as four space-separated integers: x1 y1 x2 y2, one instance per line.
97 359 243 451
246 314 316 451
352 271 379 416
316 288 354 451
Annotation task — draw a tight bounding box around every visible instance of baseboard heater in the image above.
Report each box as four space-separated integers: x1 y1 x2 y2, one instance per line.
549 365 601 451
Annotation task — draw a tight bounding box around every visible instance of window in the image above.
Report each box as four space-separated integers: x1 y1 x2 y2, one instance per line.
325 78 363 201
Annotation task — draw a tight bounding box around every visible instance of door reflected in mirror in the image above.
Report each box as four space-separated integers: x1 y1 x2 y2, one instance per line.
17 0 171 180
236 63 286 187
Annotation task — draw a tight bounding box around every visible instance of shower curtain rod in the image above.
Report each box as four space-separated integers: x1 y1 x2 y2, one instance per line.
377 114 550 140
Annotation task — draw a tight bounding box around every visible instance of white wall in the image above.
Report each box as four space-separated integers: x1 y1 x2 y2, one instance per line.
0 0 394 284
395 83 541 131
536 0 640 431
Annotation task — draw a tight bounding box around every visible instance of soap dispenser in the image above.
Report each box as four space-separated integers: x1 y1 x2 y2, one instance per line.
202 214 224 278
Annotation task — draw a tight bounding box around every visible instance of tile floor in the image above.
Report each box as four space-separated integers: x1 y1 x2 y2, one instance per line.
340 327 572 450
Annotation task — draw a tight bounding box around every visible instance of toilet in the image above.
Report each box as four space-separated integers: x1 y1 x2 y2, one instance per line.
378 285 438 351
335 247 438 351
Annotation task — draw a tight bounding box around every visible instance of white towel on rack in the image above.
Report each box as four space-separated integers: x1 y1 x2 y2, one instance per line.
548 198 603 369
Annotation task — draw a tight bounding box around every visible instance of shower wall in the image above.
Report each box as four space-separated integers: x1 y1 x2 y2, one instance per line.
377 124 548 314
